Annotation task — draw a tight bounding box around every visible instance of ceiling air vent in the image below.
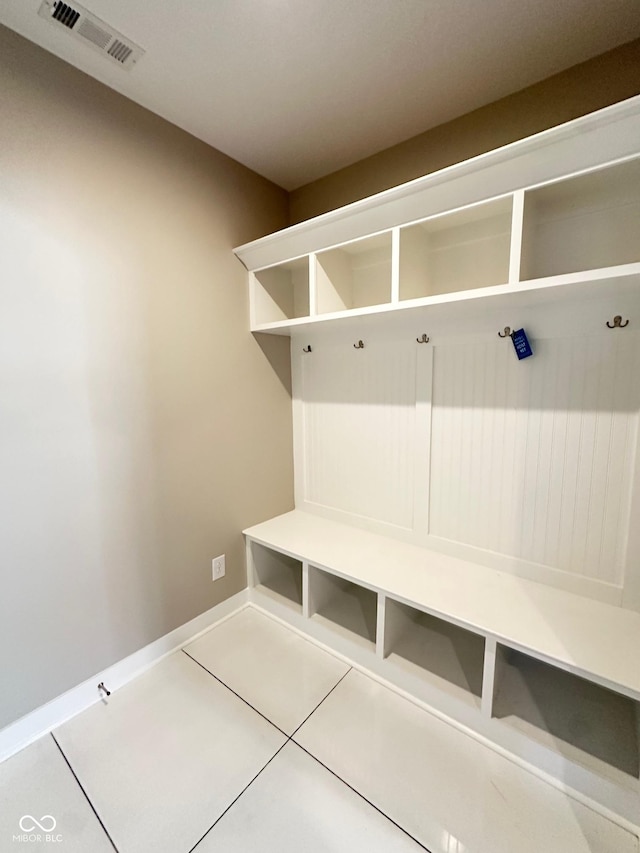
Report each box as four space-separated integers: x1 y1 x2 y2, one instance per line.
38 0 145 70
52 2 80 28
107 40 133 65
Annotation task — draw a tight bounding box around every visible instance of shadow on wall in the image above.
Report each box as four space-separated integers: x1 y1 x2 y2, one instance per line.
253 333 292 395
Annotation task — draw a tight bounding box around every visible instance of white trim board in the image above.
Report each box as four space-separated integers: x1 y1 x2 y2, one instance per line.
0 590 249 765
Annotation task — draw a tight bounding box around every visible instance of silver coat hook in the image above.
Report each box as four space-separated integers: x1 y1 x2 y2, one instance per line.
416 333 430 343
498 327 513 338
302 345 312 353
606 315 629 329
98 682 111 697
353 340 364 349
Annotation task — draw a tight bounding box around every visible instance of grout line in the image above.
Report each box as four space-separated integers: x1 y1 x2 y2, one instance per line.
187 740 290 853
181 650 290 739
182 614 428 850
289 667 352 738
51 733 120 853
291 740 432 852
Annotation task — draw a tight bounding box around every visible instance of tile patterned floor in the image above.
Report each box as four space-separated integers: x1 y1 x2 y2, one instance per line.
0 604 638 853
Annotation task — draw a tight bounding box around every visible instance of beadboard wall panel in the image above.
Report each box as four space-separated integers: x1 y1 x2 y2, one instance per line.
300 339 418 530
429 333 640 585
293 323 640 607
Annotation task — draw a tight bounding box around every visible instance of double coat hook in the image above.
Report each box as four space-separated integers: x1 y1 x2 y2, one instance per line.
606 315 629 329
353 340 364 349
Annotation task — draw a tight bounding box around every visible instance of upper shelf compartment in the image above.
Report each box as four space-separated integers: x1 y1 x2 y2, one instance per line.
237 100 640 335
251 257 310 326
520 158 640 280
316 232 392 314
399 196 512 300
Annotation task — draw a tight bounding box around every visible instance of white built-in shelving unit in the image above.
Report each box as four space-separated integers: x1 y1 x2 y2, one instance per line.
235 97 640 828
244 511 640 824
238 98 640 336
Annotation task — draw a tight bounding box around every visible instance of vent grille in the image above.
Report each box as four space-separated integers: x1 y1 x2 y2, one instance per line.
52 2 80 28
108 40 133 64
76 17 111 49
38 0 144 70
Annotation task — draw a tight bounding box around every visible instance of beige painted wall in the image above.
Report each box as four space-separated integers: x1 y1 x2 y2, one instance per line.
0 26 293 729
290 38 640 223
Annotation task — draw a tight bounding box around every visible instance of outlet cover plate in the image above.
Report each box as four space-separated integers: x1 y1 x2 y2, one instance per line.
212 555 225 581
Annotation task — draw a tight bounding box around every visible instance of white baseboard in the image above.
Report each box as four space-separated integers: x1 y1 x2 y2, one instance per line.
0 589 249 764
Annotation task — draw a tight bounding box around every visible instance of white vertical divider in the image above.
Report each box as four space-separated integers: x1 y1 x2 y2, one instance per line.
291 339 306 508
309 253 318 316
413 341 434 534
481 636 498 718
246 539 256 588
376 594 387 659
248 271 258 329
508 190 525 285
391 227 400 303
622 337 640 613
302 561 310 618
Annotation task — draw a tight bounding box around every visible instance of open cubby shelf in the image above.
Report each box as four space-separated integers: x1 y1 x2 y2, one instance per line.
383 598 485 708
252 257 310 324
308 566 377 650
493 646 640 782
399 196 512 300
249 542 303 613
316 232 392 315
520 159 640 281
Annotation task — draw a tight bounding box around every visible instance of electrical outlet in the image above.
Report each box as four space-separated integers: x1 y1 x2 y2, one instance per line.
212 554 225 581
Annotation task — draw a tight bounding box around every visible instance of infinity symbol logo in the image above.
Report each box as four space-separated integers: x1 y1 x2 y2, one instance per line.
19 815 57 832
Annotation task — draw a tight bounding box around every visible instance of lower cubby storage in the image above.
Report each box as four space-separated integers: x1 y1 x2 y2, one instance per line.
308 566 377 650
492 646 640 781
383 599 485 708
244 512 640 823
249 542 303 613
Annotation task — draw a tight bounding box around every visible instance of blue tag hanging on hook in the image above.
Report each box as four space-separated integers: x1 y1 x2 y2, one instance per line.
511 328 533 360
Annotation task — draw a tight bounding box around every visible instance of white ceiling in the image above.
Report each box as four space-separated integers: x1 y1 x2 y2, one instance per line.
2 0 640 190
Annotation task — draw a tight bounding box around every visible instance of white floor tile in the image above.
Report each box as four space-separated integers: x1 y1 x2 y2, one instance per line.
194 740 423 852
0 736 113 852
295 669 639 853
185 606 350 734
54 652 286 853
